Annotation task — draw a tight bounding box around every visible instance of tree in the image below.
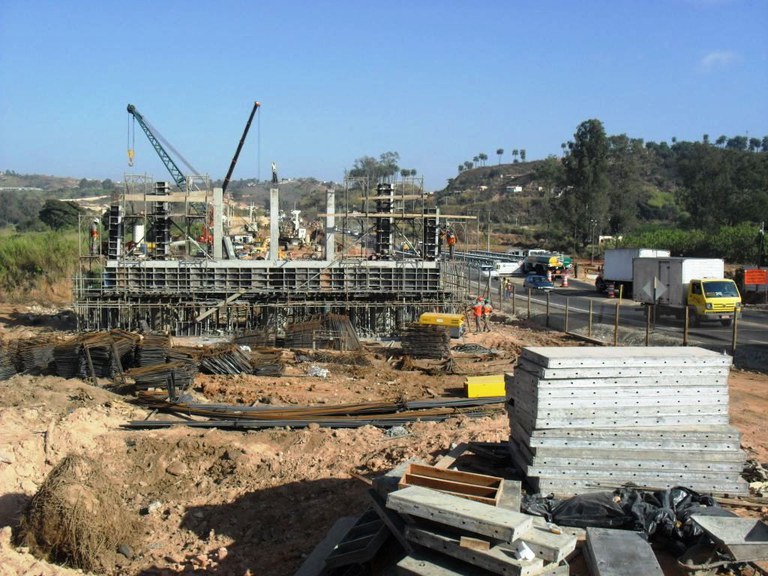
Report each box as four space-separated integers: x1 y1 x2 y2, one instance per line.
749 138 762 152
464 161 474 170
478 153 488 166
520 149 526 162
496 148 504 164
703 134 710 145
716 135 728 147
458 165 464 173
512 149 519 163
473 156 479 165
400 169 409 179
726 136 748 151
348 151 400 181
560 119 610 248
39 199 83 230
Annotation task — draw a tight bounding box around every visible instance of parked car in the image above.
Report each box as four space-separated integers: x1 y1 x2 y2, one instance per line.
523 274 554 292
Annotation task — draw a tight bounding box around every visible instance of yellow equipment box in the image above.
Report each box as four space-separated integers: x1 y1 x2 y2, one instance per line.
465 374 505 398
418 313 465 338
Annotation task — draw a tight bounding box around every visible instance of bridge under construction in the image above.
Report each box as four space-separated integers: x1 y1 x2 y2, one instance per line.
74 178 473 342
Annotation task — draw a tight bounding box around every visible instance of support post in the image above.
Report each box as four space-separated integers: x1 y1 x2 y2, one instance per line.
731 312 739 355
683 306 689 346
213 187 224 259
511 285 516 316
645 304 651 346
269 188 279 261
325 188 335 261
527 289 531 319
564 297 569 333
545 292 550 327
613 301 620 346
588 300 593 337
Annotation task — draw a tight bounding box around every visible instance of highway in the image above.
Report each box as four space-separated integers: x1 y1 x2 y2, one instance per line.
471 272 768 363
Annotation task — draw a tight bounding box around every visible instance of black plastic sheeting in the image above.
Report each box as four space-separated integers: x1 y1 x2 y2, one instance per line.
522 486 734 545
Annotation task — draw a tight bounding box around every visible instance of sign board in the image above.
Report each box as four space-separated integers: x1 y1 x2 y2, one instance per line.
745 269 768 285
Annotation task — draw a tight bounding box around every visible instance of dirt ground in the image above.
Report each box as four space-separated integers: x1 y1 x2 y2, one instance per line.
0 304 766 576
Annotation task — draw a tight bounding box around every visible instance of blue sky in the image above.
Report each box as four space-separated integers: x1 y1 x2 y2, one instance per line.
1 0 766 191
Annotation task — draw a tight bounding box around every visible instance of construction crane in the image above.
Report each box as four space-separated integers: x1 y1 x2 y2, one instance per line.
127 104 200 191
222 101 260 194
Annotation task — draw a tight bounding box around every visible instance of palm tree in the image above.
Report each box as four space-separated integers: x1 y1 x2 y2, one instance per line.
496 148 504 165
479 153 488 166
512 149 519 163
473 156 479 165
458 165 464 173
520 149 526 162
464 161 474 170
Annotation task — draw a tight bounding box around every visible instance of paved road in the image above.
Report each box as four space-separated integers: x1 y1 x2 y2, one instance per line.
473 273 768 354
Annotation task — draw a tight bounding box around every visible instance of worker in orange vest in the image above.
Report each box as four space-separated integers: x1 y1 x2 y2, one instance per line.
482 299 494 332
471 297 484 333
446 229 457 259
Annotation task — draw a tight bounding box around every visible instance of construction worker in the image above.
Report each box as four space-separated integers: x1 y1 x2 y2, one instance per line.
89 218 100 255
482 299 494 332
471 297 484 333
446 229 457 259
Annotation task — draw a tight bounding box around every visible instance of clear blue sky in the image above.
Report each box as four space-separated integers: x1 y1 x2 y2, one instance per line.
1 0 767 191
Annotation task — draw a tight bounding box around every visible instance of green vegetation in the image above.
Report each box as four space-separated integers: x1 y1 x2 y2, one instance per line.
0 230 79 299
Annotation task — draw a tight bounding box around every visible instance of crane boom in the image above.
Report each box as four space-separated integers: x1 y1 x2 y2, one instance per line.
127 104 187 191
222 101 260 194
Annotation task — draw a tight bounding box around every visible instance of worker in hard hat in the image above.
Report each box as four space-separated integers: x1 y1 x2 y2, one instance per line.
482 299 494 332
471 297 484 333
89 218 100 255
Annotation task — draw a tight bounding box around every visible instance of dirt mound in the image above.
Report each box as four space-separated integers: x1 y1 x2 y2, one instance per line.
18 454 139 571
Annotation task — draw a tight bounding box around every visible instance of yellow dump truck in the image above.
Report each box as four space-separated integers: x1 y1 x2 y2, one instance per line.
418 313 465 338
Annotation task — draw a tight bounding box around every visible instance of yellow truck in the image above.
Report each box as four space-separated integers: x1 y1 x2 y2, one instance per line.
632 257 741 326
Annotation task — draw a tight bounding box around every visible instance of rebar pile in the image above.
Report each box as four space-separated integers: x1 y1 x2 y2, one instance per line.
80 332 120 379
0 344 16 380
400 325 451 359
16 336 59 374
52 337 82 378
199 345 253 375
127 360 197 400
285 314 361 351
136 334 170 367
250 348 284 376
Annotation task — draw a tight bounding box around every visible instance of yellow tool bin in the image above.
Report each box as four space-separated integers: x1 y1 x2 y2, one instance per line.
418 312 465 338
465 374 505 398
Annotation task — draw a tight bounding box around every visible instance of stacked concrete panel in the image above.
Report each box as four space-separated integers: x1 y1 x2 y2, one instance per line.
506 346 747 496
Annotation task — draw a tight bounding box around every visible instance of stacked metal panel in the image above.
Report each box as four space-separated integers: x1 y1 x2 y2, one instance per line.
506 346 747 496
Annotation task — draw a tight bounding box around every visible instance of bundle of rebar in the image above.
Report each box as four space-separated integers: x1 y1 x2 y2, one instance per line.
127 360 197 400
250 347 284 376
285 313 362 352
128 395 505 429
400 325 451 359
16 336 59 374
52 337 82 378
136 334 170 367
0 344 16 380
199 344 253 375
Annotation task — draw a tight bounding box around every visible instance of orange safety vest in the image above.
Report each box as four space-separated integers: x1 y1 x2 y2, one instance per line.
472 302 484 317
483 303 493 316
447 233 456 246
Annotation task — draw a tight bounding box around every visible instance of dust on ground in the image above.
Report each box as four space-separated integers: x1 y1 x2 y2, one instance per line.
0 304 766 575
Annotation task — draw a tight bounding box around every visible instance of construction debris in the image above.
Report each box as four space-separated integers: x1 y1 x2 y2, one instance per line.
506 346 748 496
285 314 362 352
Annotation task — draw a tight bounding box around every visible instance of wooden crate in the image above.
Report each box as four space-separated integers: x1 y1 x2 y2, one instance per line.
398 463 504 506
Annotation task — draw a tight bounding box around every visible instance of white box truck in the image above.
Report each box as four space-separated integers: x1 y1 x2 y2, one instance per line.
632 257 742 326
596 248 671 296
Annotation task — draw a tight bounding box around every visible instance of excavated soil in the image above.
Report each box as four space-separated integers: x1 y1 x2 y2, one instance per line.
0 303 766 575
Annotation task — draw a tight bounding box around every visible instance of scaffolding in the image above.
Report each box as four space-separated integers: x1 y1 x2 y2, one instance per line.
74 175 474 338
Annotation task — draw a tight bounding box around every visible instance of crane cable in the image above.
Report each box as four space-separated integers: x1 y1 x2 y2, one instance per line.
127 113 135 167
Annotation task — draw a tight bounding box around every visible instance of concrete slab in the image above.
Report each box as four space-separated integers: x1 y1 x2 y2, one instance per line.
691 515 768 561
512 367 728 390
521 346 731 369
511 524 577 563
518 364 729 380
387 486 533 543
585 527 663 576
405 525 545 576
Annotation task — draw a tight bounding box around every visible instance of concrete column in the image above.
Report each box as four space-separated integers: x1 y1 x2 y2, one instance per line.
325 188 335 261
213 187 224 259
269 188 279 261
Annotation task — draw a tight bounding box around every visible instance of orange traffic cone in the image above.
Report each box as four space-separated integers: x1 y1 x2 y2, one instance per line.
562 273 569 288
607 282 615 298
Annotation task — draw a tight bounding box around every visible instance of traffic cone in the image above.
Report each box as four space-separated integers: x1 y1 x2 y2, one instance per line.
607 282 615 298
562 273 569 288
